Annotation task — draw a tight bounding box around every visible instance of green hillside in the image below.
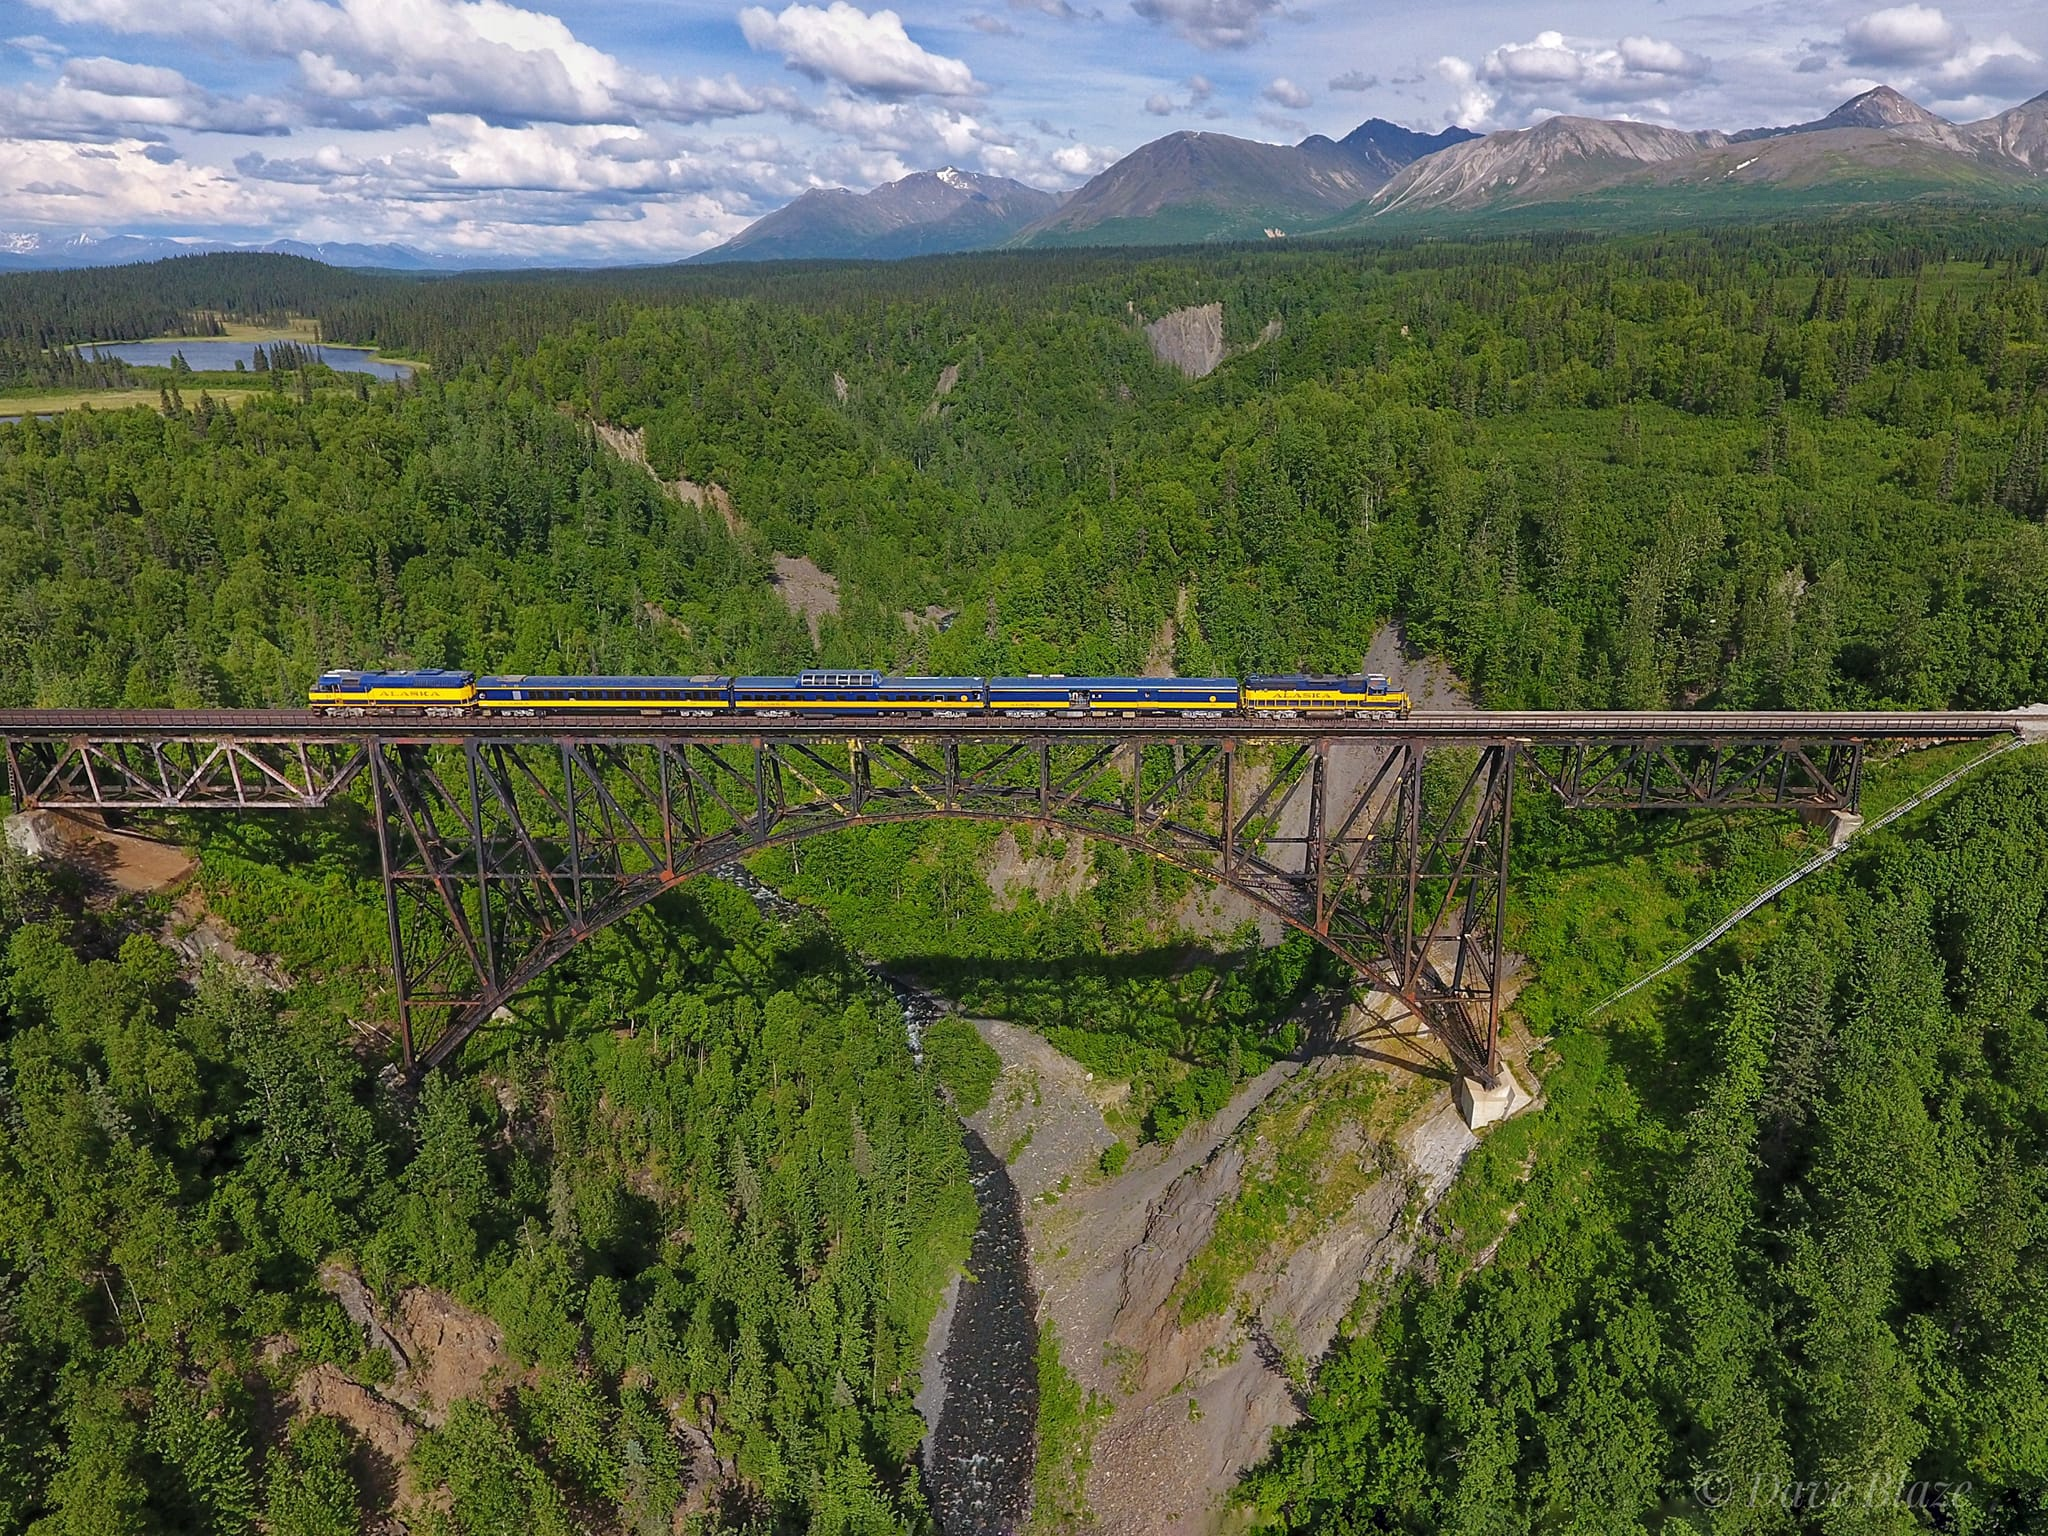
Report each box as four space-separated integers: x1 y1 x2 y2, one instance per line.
2 215 2048 1531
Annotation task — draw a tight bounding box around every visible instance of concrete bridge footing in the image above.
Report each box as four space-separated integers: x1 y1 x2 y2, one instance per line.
1457 1066 1534 1130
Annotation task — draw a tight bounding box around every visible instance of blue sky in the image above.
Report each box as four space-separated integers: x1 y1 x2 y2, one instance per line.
1 0 2043 259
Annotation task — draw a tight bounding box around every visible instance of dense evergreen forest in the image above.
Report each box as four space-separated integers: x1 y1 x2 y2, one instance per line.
1245 752 2048 1535
1 215 2047 1531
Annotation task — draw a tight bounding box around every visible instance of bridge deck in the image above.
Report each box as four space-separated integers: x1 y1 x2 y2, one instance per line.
0 708 2034 740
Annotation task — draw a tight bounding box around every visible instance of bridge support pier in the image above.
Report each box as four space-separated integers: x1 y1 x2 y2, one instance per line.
1457 1065 1534 1130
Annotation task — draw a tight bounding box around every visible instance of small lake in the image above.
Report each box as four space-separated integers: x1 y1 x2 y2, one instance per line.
88 339 416 379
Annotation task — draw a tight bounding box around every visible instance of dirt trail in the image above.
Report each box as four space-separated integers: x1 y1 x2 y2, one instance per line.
970 991 1476 1536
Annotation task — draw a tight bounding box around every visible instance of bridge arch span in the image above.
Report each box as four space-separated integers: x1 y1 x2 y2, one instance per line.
363 734 1512 1078
411 808 1433 1072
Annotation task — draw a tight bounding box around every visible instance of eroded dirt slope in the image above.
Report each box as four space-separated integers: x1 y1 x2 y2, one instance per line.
970 996 1485 1535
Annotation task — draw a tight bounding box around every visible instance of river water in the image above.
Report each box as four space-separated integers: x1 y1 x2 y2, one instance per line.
85 339 416 379
924 1126 1039 1532
715 866 1039 1530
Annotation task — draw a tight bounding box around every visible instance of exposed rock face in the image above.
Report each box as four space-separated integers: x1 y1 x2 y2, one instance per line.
1078 1045 1465 1536
769 553 840 644
285 1280 520 1522
969 993 1483 1536
1969 90 2048 171
292 1364 420 1516
319 1263 412 1375
922 361 962 420
1145 304 1225 380
590 421 741 534
392 1288 516 1421
6 808 197 895
1371 115 1725 215
163 892 291 991
986 827 1095 910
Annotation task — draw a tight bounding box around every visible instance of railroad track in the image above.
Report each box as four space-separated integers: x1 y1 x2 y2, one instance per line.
0 708 2037 740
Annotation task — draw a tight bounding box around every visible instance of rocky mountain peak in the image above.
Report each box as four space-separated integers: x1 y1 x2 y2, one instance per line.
1816 85 1946 130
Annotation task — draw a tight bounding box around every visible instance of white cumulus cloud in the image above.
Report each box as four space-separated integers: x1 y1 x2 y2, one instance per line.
1 132 261 226
1436 55 1495 129
25 0 771 127
1928 33 2042 99
1 55 294 137
1438 29 1714 126
1617 36 1706 77
1844 5 1957 67
1050 141 1116 176
1261 76 1311 109
1141 73 1214 117
739 3 979 98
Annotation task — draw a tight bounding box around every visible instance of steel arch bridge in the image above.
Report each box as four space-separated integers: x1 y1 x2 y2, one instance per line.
4 707 2039 1085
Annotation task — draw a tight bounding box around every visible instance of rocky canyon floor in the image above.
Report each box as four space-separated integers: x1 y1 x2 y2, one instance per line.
961 993 1505 1535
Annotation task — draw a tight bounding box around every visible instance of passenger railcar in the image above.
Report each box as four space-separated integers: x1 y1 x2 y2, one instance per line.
986 676 1239 715
475 675 731 714
733 671 986 715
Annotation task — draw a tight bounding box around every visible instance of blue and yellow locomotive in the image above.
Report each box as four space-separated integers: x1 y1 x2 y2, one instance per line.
309 668 1411 719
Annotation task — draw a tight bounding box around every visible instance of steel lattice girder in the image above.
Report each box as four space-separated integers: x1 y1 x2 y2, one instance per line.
3 734 364 809
1517 737 1863 809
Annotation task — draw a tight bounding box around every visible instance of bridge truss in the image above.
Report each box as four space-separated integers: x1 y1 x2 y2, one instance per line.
4 709 2029 1084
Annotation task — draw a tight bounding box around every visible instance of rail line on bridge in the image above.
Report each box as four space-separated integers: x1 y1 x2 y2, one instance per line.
4 707 2040 1087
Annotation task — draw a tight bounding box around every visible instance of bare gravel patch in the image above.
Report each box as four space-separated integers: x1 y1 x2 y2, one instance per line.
771 553 841 644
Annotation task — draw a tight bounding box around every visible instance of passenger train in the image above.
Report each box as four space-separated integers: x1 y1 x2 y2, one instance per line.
308 668 1413 719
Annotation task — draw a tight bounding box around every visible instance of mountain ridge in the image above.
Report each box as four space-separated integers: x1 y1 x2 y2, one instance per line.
1014 120 1476 247
1359 86 2048 222
689 169 1061 264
